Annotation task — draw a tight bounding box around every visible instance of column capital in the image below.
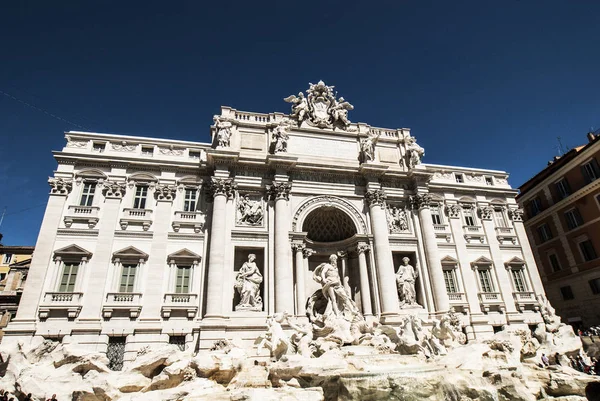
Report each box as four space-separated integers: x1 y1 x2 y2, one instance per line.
409 193 432 210
291 242 305 252
478 205 494 220
508 208 524 222
365 189 386 207
206 178 237 201
267 182 292 201
102 180 126 199
356 243 371 255
446 203 461 219
48 177 72 196
302 248 315 259
337 250 348 259
154 184 177 202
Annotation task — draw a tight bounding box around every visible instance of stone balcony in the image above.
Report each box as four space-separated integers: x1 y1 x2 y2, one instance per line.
161 293 198 319
478 292 504 313
38 292 84 319
463 226 485 244
102 292 142 319
495 227 517 245
120 208 153 231
171 211 206 233
447 292 469 312
64 205 100 228
513 291 538 312
433 224 451 242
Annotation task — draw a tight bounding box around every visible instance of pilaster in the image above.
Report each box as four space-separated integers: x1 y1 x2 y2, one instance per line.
510 208 546 296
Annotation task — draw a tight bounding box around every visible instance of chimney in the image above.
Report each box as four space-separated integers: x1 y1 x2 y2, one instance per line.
587 132 596 142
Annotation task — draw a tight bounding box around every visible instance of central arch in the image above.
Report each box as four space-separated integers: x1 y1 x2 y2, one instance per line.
292 195 368 235
302 207 357 242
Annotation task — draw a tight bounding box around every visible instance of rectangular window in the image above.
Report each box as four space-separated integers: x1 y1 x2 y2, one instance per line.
560 285 574 300
582 159 600 183
431 204 443 225
59 263 79 292
119 264 137 293
2 254 12 264
169 335 186 351
537 224 553 243
564 208 583 230
579 239 598 262
80 182 97 207
455 173 464 183
555 178 572 200
92 142 105 152
133 185 148 209
443 269 458 293
529 197 542 217
548 253 561 272
493 208 507 228
107 337 126 371
510 269 528 292
183 188 198 212
189 151 201 159
175 266 191 294
477 269 494 293
141 146 154 156
589 278 600 295
463 207 476 227
485 176 494 186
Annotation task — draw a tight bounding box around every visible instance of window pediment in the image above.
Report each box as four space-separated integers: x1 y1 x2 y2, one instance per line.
505 256 525 268
112 246 149 263
441 255 459 264
129 173 158 183
54 244 93 262
168 248 201 265
471 256 493 268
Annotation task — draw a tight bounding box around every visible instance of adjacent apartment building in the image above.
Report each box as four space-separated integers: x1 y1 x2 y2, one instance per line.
0 245 34 340
517 131 600 328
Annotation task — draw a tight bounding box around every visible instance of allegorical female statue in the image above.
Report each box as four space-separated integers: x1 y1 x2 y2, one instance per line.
234 254 263 311
396 257 420 307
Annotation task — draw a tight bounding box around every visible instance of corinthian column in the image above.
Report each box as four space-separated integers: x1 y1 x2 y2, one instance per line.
268 182 294 313
411 193 449 313
365 189 399 316
204 178 236 318
356 243 373 316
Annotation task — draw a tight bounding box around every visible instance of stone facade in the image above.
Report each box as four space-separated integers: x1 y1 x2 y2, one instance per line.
0 245 34 341
5 82 546 363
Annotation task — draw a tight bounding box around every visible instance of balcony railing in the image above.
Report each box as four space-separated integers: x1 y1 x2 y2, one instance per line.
67 205 100 217
447 292 467 302
124 208 152 218
172 211 206 233
162 293 198 319
43 292 83 303
463 225 482 233
513 291 536 303
433 224 448 231
495 227 513 235
478 292 502 303
105 292 142 303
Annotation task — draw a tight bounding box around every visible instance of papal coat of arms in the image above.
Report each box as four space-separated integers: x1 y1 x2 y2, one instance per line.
284 80 354 130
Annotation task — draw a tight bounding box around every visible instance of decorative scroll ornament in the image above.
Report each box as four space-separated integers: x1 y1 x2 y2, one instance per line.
48 178 72 195
356 243 370 255
284 80 354 130
112 141 136 152
158 145 184 156
206 178 237 201
365 189 386 207
214 117 233 148
409 193 432 210
65 136 88 148
154 184 177 201
446 204 461 219
302 247 315 258
270 119 291 154
478 206 494 220
267 182 292 201
102 181 126 199
291 242 305 252
508 208 524 222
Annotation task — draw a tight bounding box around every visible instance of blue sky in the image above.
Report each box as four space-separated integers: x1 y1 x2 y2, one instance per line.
1 1 599 245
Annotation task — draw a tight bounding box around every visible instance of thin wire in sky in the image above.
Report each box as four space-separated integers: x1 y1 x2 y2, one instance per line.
0 89 89 130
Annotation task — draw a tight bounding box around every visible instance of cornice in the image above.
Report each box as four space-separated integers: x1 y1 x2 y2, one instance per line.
56 229 99 237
